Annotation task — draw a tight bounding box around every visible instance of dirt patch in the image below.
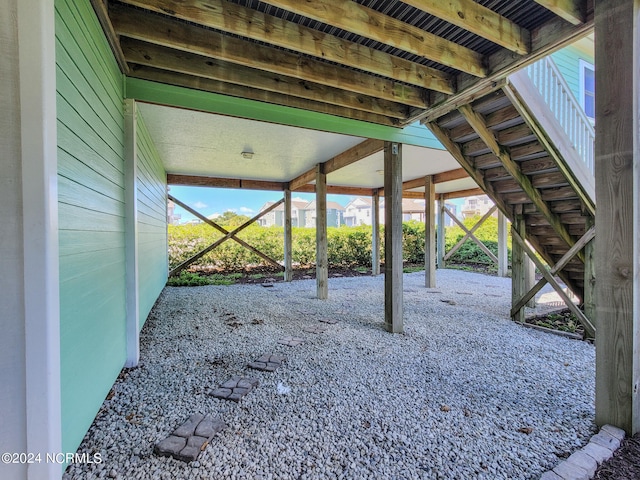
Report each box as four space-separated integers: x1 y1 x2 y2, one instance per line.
190 264 373 284
524 308 585 338
594 432 640 480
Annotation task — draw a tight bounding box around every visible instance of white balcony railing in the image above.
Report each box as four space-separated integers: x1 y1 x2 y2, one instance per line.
525 57 595 175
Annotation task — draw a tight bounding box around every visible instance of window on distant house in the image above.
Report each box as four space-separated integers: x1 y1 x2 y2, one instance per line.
579 59 595 121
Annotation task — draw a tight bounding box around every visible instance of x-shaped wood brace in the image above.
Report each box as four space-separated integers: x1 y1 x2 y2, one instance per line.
169 194 285 277
511 226 595 337
443 205 499 264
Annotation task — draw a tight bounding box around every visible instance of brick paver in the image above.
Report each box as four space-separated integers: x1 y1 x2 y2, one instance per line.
248 354 286 372
302 325 327 334
154 414 226 462
209 377 259 402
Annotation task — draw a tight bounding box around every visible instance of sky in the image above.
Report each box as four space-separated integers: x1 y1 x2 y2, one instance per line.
169 185 358 222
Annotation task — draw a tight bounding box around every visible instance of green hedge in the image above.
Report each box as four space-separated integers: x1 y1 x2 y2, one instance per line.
168 215 511 270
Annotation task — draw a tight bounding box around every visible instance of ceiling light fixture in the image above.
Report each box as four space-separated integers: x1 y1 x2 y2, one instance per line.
241 150 254 160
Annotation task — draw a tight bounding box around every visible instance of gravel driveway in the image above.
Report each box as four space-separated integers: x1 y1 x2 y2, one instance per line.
63 269 596 480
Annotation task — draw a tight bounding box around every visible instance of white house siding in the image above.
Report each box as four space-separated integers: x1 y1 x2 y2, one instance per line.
0 2 28 477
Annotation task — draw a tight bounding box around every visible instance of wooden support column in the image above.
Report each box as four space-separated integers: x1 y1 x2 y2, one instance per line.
384 142 403 333
124 99 140 367
316 165 328 299
424 175 436 287
371 190 381 276
437 194 446 269
511 207 527 323
498 211 508 277
583 216 595 325
594 0 640 435
284 188 293 282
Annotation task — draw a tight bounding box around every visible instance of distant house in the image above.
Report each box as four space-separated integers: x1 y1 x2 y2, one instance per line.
344 196 457 226
258 198 342 227
301 200 345 228
401 199 426 222
461 195 495 219
344 197 373 226
258 199 309 227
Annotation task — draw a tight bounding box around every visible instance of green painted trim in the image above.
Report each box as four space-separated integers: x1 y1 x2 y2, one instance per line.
125 78 445 150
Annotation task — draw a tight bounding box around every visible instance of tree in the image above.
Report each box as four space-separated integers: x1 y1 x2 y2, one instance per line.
217 210 251 227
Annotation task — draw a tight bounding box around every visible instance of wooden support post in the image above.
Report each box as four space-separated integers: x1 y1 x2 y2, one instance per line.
498 211 508 277
384 142 403 333
437 195 446 269
583 216 595 326
316 165 328 300
123 99 140 367
594 0 640 435
284 189 293 282
424 175 436 287
372 190 381 276
511 208 527 323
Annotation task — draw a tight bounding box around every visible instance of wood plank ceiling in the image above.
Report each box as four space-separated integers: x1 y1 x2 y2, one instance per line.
97 0 593 127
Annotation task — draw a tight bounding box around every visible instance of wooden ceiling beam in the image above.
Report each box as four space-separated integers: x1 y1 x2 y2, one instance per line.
167 174 286 191
259 0 486 77
128 66 398 126
441 188 485 200
533 0 585 25
289 139 384 191
167 175 375 196
403 168 471 190
111 3 429 109
289 170 317 192
324 139 385 175
400 0 530 54
121 38 411 119
119 0 454 93
378 168 471 196
294 184 376 196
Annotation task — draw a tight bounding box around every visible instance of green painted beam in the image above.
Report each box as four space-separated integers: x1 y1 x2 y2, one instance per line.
125 77 445 149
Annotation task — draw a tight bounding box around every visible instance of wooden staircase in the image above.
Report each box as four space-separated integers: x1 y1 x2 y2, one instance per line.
425 73 596 306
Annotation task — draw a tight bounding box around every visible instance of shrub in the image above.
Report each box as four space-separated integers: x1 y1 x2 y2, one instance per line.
168 217 511 270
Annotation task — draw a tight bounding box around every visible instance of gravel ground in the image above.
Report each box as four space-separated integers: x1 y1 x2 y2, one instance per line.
63 270 596 480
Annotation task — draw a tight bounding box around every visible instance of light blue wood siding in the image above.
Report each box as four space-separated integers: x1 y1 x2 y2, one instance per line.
551 45 594 103
136 111 168 329
56 0 126 454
